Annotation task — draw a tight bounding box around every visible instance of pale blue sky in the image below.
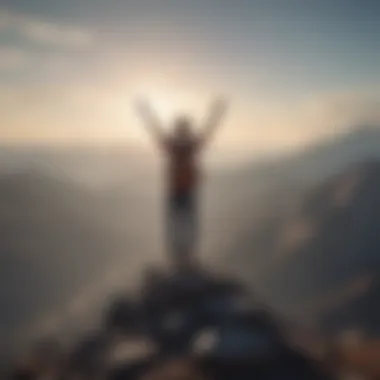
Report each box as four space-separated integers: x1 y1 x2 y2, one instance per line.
0 0 379 155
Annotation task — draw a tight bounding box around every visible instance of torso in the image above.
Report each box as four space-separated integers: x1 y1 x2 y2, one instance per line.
165 137 200 196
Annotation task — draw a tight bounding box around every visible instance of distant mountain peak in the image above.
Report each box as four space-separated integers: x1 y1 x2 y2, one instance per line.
346 124 380 138
348 159 380 175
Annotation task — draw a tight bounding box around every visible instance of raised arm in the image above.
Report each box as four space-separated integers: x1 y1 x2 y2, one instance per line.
198 97 228 148
135 99 166 146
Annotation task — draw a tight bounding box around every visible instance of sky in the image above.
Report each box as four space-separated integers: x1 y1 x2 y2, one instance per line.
0 0 379 159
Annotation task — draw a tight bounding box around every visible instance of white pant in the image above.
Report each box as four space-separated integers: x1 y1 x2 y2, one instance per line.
167 198 198 266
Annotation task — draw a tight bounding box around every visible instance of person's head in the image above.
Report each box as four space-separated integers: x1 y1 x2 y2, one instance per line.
172 115 193 140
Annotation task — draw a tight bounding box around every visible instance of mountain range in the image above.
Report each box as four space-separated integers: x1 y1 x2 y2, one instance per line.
222 126 380 338
1 125 380 359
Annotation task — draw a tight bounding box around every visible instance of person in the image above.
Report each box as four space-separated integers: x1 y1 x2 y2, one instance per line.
136 97 228 268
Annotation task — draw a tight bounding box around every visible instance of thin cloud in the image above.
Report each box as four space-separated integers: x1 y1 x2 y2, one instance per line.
0 46 30 70
0 8 95 48
22 20 94 48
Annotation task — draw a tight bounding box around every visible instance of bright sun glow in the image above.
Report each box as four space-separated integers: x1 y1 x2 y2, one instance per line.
133 74 207 129
145 88 198 120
